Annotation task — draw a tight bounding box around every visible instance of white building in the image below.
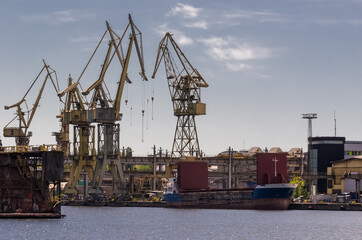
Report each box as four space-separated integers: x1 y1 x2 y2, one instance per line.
344 141 362 159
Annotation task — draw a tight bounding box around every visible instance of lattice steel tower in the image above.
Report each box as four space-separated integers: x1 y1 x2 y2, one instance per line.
302 113 317 138
152 33 208 159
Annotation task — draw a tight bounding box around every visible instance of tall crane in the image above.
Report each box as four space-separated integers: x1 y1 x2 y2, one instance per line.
82 14 147 197
57 76 96 194
56 21 120 195
3 60 58 146
152 33 208 160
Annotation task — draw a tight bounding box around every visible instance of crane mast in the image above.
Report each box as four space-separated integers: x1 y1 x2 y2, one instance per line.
152 32 208 160
3 60 58 146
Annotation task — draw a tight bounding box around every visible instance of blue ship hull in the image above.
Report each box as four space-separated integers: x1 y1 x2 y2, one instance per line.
163 183 297 210
253 184 296 200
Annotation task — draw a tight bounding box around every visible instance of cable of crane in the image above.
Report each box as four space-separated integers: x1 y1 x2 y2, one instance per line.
125 82 129 105
151 96 154 121
103 81 112 103
130 84 133 126
151 78 154 121
141 109 145 143
76 29 108 85
130 107 133 126
78 82 89 105
145 79 150 129
142 78 146 109
141 79 146 140
25 101 29 117
146 99 149 130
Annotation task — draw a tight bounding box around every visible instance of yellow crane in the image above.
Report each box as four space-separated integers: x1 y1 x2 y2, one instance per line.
57 17 134 195
82 14 147 197
152 33 208 161
3 60 58 146
57 76 96 194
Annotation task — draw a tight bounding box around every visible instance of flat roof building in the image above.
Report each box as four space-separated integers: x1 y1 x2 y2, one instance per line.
327 157 362 198
344 141 362 159
309 136 345 194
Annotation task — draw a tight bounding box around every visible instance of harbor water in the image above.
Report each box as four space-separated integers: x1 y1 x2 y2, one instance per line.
1 206 361 240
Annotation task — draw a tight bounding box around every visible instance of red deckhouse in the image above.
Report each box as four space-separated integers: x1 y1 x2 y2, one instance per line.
257 153 288 185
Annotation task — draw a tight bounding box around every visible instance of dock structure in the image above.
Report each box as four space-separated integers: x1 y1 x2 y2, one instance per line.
0 146 64 218
63 148 303 196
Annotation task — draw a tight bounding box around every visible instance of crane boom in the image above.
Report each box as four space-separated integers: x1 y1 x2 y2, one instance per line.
128 14 147 81
114 34 134 119
82 15 147 122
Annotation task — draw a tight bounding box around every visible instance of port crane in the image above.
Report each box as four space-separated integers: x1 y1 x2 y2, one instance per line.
3 60 58 146
57 76 96 194
81 14 147 197
152 33 208 160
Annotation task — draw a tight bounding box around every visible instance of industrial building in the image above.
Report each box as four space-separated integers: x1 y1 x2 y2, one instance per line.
344 141 362 159
309 136 345 194
327 157 362 198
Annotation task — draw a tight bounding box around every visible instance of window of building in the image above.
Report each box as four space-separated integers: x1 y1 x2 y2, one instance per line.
327 180 333 189
332 189 341 195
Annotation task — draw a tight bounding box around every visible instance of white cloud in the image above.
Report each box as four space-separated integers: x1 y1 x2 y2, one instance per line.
198 37 271 61
219 9 282 25
225 62 252 71
198 37 228 47
314 18 362 25
22 10 94 24
70 36 103 43
155 23 193 45
54 11 77 23
167 3 202 19
184 21 208 29
198 36 273 72
177 35 193 45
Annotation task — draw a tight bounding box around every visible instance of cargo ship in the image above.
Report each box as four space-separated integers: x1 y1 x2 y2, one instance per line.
162 153 297 210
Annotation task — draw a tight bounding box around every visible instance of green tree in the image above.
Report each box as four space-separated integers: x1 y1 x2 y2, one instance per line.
290 176 310 199
126 147 132 157
134 165 153 172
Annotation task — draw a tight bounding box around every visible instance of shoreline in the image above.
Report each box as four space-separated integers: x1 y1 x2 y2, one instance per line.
62 201 362 211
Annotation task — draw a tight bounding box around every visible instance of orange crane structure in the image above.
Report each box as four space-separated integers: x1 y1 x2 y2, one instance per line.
152 33 208 160
3 60 59 146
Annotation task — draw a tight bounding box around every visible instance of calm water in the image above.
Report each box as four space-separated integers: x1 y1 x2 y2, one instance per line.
0 206 361 240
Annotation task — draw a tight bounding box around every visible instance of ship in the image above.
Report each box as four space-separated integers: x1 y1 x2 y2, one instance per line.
162 153 297 210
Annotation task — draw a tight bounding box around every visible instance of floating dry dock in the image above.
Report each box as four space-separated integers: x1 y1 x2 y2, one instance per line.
0 146 64 218
0 212 62 218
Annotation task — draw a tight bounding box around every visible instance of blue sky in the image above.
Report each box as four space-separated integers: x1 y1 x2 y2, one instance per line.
1 0 362 155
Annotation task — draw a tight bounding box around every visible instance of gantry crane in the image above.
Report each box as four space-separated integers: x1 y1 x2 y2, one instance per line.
57 76 96 194
81 14 147 197
3 60 58 146
152 32 208 160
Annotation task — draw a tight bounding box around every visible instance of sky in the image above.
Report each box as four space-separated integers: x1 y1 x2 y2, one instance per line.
1 0 362 156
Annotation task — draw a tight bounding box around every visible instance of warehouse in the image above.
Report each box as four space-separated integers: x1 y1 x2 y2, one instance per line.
327 157 362 199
